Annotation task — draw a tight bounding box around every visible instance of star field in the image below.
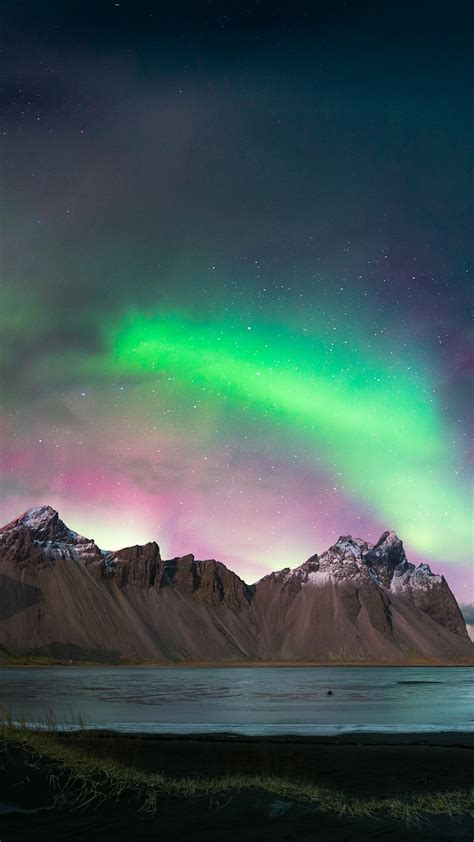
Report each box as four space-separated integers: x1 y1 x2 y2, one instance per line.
0 1 472 600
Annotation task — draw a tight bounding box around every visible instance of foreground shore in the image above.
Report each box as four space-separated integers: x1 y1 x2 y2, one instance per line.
2 655 474 667
59 729 474 793
1 729 473 841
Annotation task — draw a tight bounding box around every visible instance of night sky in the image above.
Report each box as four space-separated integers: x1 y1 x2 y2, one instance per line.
1 2 472 600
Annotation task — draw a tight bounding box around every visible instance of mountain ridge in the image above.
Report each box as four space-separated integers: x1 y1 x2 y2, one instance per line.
0 505 471 664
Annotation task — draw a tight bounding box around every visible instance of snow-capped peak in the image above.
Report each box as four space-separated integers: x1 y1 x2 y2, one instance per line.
0 505 101 565
331 535 370 557
21 505 59 529
377 529 401 546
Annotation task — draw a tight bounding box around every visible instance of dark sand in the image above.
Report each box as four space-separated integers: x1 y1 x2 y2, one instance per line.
1 732 473 840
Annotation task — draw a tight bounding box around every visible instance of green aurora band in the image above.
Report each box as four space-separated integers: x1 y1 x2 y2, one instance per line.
101 312 471 563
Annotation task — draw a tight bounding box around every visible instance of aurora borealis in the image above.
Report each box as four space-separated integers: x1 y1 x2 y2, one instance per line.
1 2 472 600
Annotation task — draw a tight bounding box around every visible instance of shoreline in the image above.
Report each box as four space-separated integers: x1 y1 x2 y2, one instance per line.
60 728 474 744
2 659 473 668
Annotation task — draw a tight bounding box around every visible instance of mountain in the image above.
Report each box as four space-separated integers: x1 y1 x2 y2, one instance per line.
0 506 472 664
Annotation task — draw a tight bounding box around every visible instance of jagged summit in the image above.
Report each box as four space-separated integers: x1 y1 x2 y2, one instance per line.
0 506 471 663
3 505 79 542
365 529 407 572
0 504 100 564
255 528 466 641
364 530 420 588
21 505 59 528
0 510 455 599
332 535 372 555
1 505 57 533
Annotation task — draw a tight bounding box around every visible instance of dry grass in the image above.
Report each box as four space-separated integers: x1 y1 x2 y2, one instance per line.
1 713 473 825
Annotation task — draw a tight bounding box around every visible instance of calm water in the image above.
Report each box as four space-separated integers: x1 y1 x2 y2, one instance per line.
0 666 473 735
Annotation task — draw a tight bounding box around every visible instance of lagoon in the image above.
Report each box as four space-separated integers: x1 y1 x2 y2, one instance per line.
1 666 473 735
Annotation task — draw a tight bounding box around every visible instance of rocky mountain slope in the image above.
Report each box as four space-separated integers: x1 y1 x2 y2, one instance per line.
0 506 471 663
